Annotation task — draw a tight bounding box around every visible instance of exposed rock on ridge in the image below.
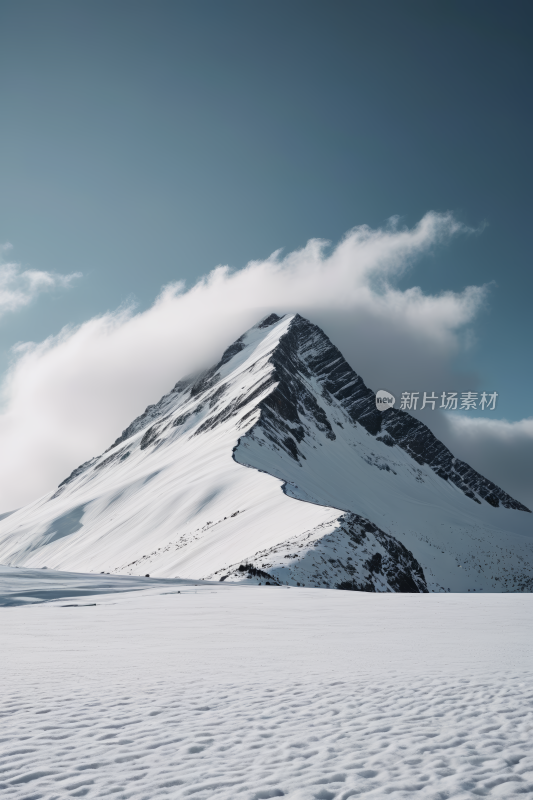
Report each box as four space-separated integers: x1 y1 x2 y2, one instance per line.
210 512 429 593
251 315 529 512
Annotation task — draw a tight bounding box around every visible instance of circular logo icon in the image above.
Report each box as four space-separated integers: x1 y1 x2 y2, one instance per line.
375 389 395 411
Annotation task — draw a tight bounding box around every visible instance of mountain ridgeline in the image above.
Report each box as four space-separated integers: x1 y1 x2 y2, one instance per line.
0 313 531 593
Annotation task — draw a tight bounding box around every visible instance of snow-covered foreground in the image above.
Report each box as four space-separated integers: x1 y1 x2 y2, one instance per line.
1 568 532 799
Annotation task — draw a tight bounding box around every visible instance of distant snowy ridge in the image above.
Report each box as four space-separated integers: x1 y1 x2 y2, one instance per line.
0 313 531 593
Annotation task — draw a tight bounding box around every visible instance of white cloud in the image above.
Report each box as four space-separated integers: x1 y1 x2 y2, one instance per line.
1 211 525 512
0 243 81 317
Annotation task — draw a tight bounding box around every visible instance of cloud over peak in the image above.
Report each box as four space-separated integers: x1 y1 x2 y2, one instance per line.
1 212 522 511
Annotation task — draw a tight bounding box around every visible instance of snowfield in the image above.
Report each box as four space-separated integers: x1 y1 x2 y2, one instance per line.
1 567 532 799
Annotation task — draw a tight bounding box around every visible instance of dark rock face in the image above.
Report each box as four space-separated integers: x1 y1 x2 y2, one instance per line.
51 458 97 497
252 315 529 512
236 563 281 583
94 447 131 470
257 313 282 329
256 319 339 461
334 513 428 593
140 426 159 450
376 410 522 509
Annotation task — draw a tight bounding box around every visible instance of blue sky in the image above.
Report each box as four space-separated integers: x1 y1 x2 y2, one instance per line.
0 0 532 509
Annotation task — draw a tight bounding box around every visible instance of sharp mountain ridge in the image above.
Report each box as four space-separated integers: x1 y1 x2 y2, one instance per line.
0 313 531 593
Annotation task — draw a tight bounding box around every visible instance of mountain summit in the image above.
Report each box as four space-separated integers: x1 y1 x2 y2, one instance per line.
1 313 531 592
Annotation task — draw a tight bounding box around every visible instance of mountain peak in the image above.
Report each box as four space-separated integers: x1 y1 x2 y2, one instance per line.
229 313 529 512
0 312 531 593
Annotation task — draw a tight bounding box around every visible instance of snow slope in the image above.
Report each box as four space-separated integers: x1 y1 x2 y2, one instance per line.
0 313 531 592
1 568 533 799
0 564 207 606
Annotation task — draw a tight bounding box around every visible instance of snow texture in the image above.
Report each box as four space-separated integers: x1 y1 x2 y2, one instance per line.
0 313 531 593
1 566 532 799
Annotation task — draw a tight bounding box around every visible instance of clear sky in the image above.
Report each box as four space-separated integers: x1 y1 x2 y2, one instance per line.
0 0 532 511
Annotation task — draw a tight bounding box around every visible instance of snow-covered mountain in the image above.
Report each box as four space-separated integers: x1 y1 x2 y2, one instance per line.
1 313 531 593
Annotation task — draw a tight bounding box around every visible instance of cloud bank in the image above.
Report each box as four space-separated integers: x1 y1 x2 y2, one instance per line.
0 244 81 317
0 212 530 512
